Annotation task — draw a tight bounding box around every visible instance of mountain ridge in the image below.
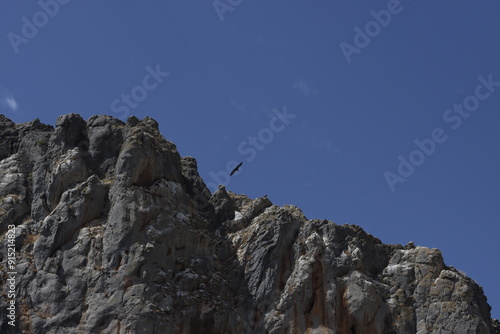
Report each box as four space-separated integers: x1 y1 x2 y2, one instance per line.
0 113 498 333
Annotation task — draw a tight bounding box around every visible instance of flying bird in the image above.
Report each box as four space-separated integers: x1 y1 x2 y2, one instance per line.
230 162 243 176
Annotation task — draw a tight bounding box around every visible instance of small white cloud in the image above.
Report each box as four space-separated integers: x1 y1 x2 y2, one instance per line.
1 89 19 111
293 80 316 97
5 96 18 110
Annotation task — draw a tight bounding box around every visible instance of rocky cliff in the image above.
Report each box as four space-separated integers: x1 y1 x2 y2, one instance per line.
0 114 498 334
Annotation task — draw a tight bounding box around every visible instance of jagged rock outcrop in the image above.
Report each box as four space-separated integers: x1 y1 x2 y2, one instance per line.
0 114 498 334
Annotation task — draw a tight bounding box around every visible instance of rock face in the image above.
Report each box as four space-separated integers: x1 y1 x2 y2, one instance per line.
0 114 498 334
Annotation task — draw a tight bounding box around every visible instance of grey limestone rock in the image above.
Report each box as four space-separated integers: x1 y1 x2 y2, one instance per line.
0 114 498 334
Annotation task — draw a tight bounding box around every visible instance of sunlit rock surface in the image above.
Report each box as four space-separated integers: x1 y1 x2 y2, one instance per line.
0 114 498 334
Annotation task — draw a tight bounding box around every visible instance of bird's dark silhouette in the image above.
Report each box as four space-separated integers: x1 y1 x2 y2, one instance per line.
230 162 243 176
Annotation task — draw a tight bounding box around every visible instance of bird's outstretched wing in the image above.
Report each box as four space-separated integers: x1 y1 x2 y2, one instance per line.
230 162 243 176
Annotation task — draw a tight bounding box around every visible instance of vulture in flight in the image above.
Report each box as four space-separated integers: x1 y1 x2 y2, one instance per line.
230 162 243 176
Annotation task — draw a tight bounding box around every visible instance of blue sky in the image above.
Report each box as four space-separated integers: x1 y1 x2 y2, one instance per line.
2 0 499 318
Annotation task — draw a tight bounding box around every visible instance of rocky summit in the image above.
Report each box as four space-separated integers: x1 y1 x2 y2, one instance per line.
0 114 498 334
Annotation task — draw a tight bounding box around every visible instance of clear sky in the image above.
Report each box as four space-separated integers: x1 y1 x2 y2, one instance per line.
2 0 499 319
